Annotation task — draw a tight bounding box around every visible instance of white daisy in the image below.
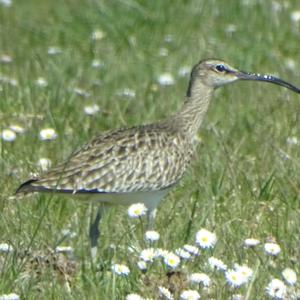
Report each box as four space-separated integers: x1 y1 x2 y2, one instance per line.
158 286 174 300
286 136 298 145
282 268 297 285
178 66 190 77
73 87 90 98
225 269 245 288
234 264 253 284
35 77 48 87
37 158 52 171
244 238 260 247
91 30 106 40
183 244 200 256
158 47 169 57
39 128 57 141
125 294 143 300
264 243 281 256
55 246 74 254
0 293 20 300
291 11 300 23
9 124 25 134
265 278 286 299
137 260 147 271
47 46 62 55
195 228 217 249
140 248 156 262
163 252 180 269
175 248 191 260
0 0 12 8
180 289 200 300
157 73 175 86
91 59 105 69
188 273 211 287
128 203 148 218
208 256 227 271
145 230 160 242
1 129 16 142
0 54 12 63
0 243 13 253
116 88 136 98
111 263 130 276
84 104 100 116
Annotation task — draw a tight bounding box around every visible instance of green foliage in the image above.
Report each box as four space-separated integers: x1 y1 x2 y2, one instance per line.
0 0 299 299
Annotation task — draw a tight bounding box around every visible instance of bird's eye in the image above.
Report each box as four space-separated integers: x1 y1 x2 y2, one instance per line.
215 64 226 72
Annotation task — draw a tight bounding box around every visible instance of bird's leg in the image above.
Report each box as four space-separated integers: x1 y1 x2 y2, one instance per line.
89 205 103 261
146 208 157 230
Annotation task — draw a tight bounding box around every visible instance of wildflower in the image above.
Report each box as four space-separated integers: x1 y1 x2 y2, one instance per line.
286 136 298 145
225 269 245 288
125 294 143 300
178 66 190 77
195 228 217 249
47 46 62 55
9 124 25 134
291 11 300 23
163 252 180 269
35 77 48 87
116 88 136 98
234 264 253 284
183 244 200 256
282 268 297 285
158 286 174 300
39 128 57 141
0 243 13 253
208 256 227 271
91 30 106 40
175 248 191 260
158 47 169 57
37 158 52 171
157 73 175 86
111 263 130 276
0 293 20 300
264 243 281 256
55 246 74 254
154 248 170 258
164 34 173 43
140 248 156 262
0 54 12 63
84 104 100 116
145 230 160 242
137 260 147 271
91 59 105 69
188 273 211 287
128 203 147 218
0 0 12 7
73 87 90 98
1 129 16 142
244 238 260 247
265 278 286 299
180 289 200 300
61 229 77 238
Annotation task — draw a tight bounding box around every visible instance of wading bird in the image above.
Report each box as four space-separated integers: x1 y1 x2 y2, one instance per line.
17 59 300 259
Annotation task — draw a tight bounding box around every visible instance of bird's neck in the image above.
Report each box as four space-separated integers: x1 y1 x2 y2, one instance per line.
170 82 214 142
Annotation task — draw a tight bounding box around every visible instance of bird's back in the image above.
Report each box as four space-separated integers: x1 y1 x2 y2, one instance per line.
17 122 193 196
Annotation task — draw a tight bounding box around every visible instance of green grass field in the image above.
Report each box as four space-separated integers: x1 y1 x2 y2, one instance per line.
0 0 299 299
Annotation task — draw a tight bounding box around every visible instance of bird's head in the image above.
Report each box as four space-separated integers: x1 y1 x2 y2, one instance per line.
187 59 300 96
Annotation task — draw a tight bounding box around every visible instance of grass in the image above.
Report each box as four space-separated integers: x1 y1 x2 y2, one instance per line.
0 0 300 299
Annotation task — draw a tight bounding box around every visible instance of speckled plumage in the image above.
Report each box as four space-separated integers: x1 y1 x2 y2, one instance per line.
21 123 194 195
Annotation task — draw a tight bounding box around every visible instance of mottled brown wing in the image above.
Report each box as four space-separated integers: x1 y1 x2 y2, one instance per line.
19 125 191 194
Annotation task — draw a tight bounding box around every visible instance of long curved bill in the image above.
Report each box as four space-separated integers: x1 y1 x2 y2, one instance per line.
236 71 300 93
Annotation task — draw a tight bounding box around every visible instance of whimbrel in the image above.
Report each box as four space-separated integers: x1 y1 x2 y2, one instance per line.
16 59 300 258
